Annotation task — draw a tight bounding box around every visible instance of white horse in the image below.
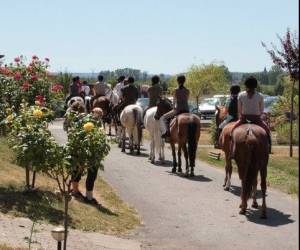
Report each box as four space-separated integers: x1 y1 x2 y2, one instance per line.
120 104 143 154
67 96 85 111
144 107 165 164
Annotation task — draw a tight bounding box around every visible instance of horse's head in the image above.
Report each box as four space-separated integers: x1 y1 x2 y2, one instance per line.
215 105 226 127
92 107 104 120
155 97 173 120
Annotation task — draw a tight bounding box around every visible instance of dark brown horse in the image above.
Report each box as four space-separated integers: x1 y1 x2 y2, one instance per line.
92 96 114 135
232 124 269 218
156 98 201 176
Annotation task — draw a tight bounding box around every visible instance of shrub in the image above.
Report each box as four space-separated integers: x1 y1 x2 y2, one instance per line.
275 122 299 145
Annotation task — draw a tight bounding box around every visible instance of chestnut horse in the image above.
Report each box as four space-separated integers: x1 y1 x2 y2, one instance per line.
92 96 113 135
156 98 201 176
232 124 269 218
216 105 270 192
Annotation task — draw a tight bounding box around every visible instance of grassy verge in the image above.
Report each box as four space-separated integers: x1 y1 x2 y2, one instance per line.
0 245 27 250
197 147 299 197
0 137 140 235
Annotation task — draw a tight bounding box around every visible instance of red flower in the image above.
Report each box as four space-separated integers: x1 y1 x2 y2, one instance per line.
45 57 50 62
14 72 22 81
22 81 30 91
32 55 39 60
51 84 64 92
0 67 11 76
31 74 38 81
35 95 45 105
14 57 21 63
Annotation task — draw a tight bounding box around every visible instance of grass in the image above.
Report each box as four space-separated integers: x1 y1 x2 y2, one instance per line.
0 245 27 250
197 147 299 197
0 137 140 235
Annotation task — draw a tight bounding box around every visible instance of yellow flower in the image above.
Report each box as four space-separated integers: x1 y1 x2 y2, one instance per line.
33 109 43 118
83 122 94 131
7 114 14 122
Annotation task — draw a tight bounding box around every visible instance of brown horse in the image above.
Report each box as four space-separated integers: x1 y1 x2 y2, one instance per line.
92 96 114 135
156 98 201 176
232 124 269 218
216 105 271 192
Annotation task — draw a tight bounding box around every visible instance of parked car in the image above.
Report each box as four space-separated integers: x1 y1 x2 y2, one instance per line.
136 97 149 111
198 97 222 119
263 95 279 114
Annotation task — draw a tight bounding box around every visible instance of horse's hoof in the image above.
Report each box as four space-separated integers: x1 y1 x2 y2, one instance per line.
239 209 246 215
252 201 259 209
178 168 182 173
121 149 125 152
171 167 176 173
190 172 194 177
224 186 230 191
222 183 226 187
137 152 140 155
184 172 189 177
239 204 242 208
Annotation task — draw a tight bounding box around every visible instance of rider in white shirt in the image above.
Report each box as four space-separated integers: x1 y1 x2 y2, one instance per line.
114 76 126 98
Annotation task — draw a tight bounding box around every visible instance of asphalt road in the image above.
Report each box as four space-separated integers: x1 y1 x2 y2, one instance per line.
49 120 298 250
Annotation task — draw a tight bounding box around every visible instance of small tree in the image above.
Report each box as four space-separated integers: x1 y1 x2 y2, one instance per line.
262 29 299 157
186 64 229 107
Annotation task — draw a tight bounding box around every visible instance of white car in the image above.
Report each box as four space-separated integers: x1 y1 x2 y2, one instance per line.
198 97 222 119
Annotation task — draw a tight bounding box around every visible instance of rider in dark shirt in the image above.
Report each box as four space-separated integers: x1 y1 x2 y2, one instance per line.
215 85 240 148
65 76 81 107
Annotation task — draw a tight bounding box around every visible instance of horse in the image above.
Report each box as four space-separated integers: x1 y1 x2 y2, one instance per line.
216 105 271 192
92 96 113 135
232 124 269 218
120 104 143 154
144 106 165 164
156 98 201 176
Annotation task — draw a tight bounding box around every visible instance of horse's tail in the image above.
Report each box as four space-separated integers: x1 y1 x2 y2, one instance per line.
244 128 258 200
133 108 142 145
188 122 198 167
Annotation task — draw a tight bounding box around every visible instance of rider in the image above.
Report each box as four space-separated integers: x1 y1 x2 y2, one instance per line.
65 76 81 107
231 76 271 153
143 75 162 119
215 85 240 148
115 76 139 121
161 75 190 138
91 74 111 104
81 80 91 96
114 75 126 97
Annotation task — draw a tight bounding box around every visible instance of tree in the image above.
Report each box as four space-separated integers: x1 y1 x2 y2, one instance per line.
186 64 229 107
268 65 284 85
262 29 299 157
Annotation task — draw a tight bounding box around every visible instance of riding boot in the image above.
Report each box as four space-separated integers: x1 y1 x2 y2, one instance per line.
214 128 222 149
161 119 171 139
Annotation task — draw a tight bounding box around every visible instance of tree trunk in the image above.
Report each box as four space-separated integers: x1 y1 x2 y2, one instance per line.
31 171 36 189
25 166 30 189
289 80 295 157
63 193 69 250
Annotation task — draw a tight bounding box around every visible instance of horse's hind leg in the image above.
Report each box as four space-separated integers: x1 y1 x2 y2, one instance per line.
260 167 267 219
121 128 126 153
177 144 182 173
108 123 112 136
182 144 189 176
251 178 258 208
170 142 177 173
224 154 232 191
239 180 248 215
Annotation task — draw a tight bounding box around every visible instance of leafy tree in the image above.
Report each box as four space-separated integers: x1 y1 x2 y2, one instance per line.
186 64 229 107
262 29 299 157
268 65 285 85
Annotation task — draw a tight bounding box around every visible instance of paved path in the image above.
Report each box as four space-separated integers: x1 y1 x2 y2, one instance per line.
50 120 298 250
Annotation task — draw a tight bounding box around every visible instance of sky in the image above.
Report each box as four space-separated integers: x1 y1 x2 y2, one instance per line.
1 0 298 75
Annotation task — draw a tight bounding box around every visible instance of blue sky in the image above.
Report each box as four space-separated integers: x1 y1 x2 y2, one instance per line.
1 0 298 74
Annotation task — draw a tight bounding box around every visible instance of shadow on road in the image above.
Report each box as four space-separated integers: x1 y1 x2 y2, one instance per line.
246 207 295 227
229 185 263 199
166 171 212 182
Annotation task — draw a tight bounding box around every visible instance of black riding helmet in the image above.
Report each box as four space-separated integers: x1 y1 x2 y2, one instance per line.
244 76 258 89
230 85 241 95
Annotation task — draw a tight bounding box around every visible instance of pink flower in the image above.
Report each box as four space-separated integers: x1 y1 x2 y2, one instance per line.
32 55 39 60
14 57 21 63
31 74 38 81
45 57 50 62
51 84 64 92
0 67 11 76
14 72 22 81
22 81 30 91
35 95 45 105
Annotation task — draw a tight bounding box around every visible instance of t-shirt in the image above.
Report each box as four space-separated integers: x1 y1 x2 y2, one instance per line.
114 82 124 97
238 91 264 115
95 81 111 96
